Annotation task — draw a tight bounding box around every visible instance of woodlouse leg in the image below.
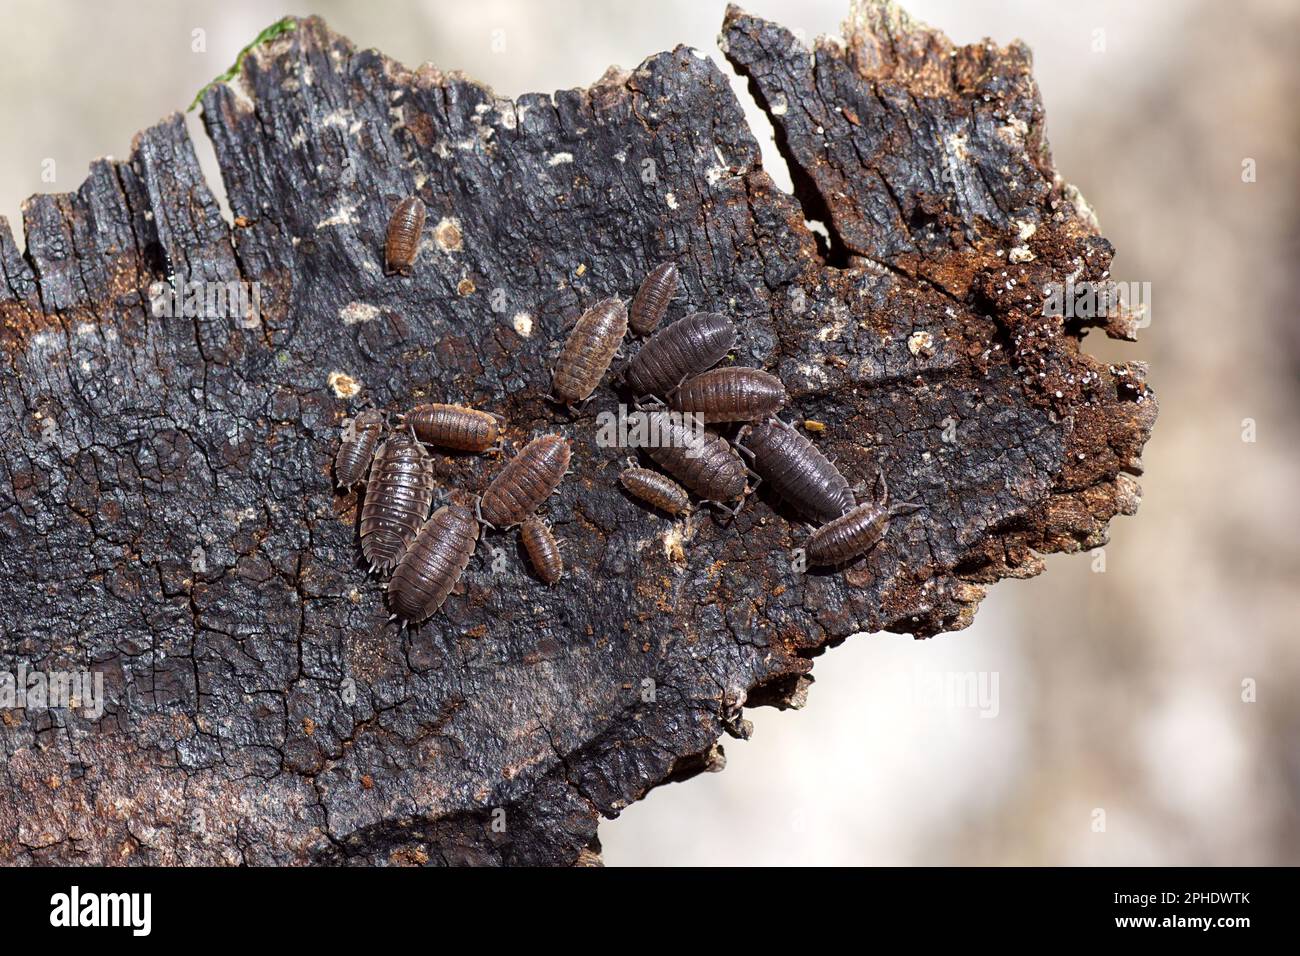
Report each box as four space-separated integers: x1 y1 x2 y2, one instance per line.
473 497 497 531
705 498 745 521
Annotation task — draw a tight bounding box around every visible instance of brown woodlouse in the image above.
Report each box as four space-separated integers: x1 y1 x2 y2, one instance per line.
619 464 692 516
803 472 922 566
334 408 386 489
635 412 748 513
737 417 854 523
401 403 501 453
519 515 564 585
629 262 678 336
360 431 437 572
670 367 787 423
384 196 426 276
387 502 479 622
552 297 628 404
479 434 571 528
623 312 735 399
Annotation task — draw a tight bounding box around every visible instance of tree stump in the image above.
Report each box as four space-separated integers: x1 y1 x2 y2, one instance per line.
0 2 1155 865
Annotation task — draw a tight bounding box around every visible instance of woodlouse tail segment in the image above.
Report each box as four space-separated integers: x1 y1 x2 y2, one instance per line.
889 500 926 518
872 470 889 505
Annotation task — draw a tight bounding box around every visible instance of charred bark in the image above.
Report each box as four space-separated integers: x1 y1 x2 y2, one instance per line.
0 3 1154 865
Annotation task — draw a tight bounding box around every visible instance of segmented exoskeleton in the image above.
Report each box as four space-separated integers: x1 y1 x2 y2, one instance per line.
634 411 748 514
736 418 854 523
629 262 677 336
401 403 501 453
519 515 564 584
387 503 479 622
552 297 628 404
360 431 437 571
623 312 735 399
479 435 571 528
334 408 386 489
803 471 922 566
670 367 787 423
384 196 426 276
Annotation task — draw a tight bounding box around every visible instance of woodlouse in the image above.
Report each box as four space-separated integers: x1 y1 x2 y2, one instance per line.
629 262 678 336
635 412 748 513
334 408 386 489
479 434 571 528
360 431 437 571
623 312 735 399
401 403 500 453
552 297 628 404
619 465 692 516
737 417 854 523
519 515 564 584
387 502 479 622
670 367 787 423
384 196 426 276
803 472 922 566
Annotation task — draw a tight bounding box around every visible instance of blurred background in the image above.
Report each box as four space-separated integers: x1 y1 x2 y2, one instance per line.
1 0 1294 865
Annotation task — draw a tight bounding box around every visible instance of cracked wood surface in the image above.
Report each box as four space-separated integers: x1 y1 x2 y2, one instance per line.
0 2 1155 865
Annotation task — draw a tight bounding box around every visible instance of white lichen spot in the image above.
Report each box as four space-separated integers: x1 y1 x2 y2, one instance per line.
224 72 256 113
908 330 935 357
1015 219 1037 242
614 150 627 163
321 109 362 136
665 193 678 210
512 312 533 337
770 92 789 116
548 152 574 166
796 362 830 387
434 218 463 252
328 371 361 399
316 202 359 229
1009 245 1035 263
662 525 686 563
999 116 1030 142
340 302 380 325
28 332 56 353
946 132 970 161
